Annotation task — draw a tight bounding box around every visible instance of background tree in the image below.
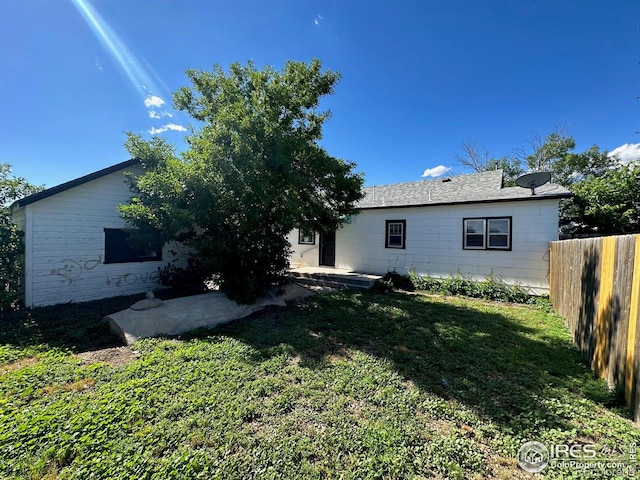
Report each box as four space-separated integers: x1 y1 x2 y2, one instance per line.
517 130 576 172
455 140 491 172
560 160 640 235
456 139 523 185
455 131 640 235
121 60 364 303
0 164 43 311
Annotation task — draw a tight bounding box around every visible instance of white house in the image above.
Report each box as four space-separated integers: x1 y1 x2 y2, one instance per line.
13 162 570 307
288 170 572 293
11 159 181 307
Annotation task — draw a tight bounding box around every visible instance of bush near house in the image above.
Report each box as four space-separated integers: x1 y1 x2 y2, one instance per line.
407 271 535 304
372 271 415 293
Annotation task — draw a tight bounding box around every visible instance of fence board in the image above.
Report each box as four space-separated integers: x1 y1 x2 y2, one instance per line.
550 234 640 422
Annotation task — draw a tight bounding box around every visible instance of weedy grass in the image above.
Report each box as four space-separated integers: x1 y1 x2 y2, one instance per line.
0 290 638 479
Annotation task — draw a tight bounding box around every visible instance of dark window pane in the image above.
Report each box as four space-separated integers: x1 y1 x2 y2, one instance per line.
466 234 484 247
489 234 508 247
104 229 162 264
389 235 403 246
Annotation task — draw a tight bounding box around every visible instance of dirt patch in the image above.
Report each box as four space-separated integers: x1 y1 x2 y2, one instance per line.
76 346 138 367
1 356 39 374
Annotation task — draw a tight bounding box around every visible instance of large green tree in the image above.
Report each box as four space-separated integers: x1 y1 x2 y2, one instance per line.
121 60 364 303
1 164 43 311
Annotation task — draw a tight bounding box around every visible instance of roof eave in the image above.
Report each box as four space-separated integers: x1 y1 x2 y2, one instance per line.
11 158 140 209
357 192 573 211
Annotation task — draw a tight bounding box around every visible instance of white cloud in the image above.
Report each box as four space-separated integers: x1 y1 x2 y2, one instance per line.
421 165 451 177
314 14 323 25
148 110 173 119
609 143 640 164
144 95 165 108
149 123 186 134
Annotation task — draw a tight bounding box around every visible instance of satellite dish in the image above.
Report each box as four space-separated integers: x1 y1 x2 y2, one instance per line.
515 171 551 195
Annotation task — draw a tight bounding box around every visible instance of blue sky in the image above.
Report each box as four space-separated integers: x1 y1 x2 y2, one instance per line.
2 0 640 189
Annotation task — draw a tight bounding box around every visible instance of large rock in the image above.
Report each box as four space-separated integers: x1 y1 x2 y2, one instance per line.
106 291 286 345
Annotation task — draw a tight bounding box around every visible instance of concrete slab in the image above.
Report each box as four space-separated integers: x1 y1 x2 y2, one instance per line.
288 266 380 281
106 291 286 345
287 266 380 289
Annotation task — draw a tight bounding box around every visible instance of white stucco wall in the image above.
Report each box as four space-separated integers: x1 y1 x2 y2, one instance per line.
16 165 183 307
290 199 561 293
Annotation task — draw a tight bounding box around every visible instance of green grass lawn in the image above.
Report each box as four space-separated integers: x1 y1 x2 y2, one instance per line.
1 290 638 479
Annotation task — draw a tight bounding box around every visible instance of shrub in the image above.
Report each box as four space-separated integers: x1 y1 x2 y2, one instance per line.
408 270 442 292
441 273 477 297
379 271 415 291
409 270 539 305
372 277 394 293
157 256 209 296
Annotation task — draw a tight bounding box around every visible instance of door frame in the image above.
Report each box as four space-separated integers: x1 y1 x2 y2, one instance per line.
319 231 336 267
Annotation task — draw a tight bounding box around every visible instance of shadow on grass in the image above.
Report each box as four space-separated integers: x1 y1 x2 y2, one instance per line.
0 294 142 353
0 288 621 433
0 287 191 354
204 290 620 432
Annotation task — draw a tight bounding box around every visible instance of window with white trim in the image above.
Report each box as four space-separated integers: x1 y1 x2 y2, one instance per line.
385 220 406 249
463 217 511 250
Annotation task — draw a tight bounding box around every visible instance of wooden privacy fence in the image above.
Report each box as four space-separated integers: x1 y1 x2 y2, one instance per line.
550 235 640 422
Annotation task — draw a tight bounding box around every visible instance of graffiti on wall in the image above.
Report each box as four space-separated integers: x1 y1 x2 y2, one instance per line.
106 271 159 287
51 256 103 284
51 255 159 288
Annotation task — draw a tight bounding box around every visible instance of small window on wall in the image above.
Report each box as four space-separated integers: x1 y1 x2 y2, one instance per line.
298 230 315 245
104 228 162 264
463 217 511 250
385 220 406 249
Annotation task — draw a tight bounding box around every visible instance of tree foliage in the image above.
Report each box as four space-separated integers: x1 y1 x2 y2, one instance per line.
121 60 364 303
455 131 640 235
456 139 523 185
1 164 43 311
562 161 640 235
518 131 576 172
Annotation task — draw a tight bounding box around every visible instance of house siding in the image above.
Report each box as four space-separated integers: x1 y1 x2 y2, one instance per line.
14 165 181 307
290 199 560 293
288 230 320 267
12 205 25 230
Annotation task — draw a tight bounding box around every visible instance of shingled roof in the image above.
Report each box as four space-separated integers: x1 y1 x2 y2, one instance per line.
357 170 572 209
